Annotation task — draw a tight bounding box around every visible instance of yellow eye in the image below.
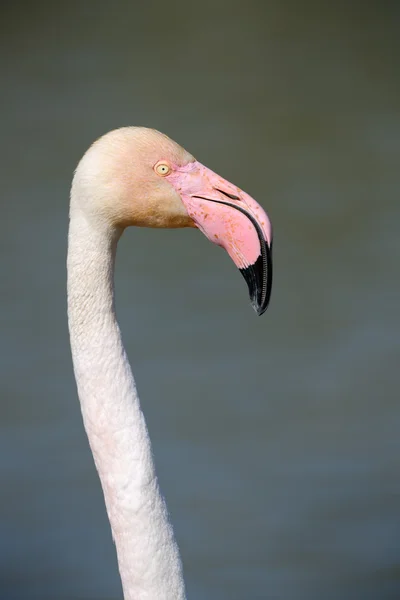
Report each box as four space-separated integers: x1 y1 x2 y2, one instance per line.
154 162 172 177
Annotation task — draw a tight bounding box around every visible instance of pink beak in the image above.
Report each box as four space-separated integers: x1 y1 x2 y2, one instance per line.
167 161 273 315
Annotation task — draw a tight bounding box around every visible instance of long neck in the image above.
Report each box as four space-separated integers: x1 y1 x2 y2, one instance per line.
67 206 186 600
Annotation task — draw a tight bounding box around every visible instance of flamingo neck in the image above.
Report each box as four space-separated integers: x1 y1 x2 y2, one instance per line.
67 206 186 600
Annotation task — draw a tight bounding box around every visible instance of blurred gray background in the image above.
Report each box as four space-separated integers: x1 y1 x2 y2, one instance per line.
1 1 399 599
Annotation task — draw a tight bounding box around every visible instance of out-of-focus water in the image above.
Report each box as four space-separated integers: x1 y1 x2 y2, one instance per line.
1 2 399 599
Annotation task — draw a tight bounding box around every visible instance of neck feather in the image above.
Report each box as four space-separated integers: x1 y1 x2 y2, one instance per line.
67 205 186 600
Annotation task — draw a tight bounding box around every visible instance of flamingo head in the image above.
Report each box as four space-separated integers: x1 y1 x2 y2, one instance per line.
72 127 273 315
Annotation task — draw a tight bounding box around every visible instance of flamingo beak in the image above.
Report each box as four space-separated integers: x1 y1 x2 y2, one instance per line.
167 161 273 315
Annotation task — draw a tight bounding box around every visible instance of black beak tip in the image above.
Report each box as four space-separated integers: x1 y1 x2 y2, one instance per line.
248 292 269 316
239 242 273 316
253 301 268 317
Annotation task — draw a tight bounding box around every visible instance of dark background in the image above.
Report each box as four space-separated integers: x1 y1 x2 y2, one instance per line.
1 2 399 599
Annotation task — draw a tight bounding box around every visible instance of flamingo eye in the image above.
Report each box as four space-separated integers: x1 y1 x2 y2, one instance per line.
154 162 172 177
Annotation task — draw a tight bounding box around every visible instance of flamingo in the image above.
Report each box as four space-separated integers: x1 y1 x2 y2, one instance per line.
67 127 273 600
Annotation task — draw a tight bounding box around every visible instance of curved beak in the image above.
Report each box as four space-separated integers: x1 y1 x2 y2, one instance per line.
167 161 273 315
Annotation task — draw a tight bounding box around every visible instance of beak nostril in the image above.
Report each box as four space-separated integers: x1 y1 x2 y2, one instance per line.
214 187 240 201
